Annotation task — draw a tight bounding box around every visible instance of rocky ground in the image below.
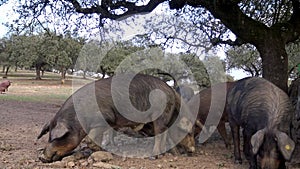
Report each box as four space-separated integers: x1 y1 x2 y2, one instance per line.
0 100 298 169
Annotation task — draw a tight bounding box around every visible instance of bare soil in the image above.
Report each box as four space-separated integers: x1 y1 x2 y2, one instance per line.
0 97 299 168
0 98 246 169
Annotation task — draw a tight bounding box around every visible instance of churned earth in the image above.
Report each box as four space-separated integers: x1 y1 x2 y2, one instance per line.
0 99 298 169
0 99 237 169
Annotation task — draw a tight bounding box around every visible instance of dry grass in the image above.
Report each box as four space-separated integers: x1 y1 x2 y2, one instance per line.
0 70 93 104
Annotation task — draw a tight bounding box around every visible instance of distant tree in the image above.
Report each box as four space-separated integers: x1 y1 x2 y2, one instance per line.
226 42 300 79
226 44 262 77
202 55 228 84
9 0 300 91
76 40 104 79
100 41 144 77
179 53 210 88
0 35 32 77
46 32 84 79
0 32 83 79
0 37 12 76
287 41 300 78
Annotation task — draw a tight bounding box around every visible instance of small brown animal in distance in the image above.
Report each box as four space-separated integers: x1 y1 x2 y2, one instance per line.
0 80 11 94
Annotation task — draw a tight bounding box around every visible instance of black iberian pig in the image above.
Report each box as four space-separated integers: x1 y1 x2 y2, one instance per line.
227 77 295 169
37 74 200 162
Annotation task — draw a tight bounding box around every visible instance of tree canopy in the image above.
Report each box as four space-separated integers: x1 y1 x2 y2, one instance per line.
226 42 300 78
4 0 300 91
0 32 84 79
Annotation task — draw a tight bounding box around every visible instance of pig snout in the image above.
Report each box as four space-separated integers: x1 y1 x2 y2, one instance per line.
260 157 281 169
37 148 55 163
38 145 75 163
38 150 55 163
186 146 196 156
38 146 65 163
179 134 196 155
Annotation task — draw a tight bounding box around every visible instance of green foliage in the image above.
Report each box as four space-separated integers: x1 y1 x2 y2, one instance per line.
101 41 145 76
0 32 83 79
286 41 300 78
76 40 105 78
75 37 214 87
203 55 228 84
179 53 210 87
226 42 300 78
226 44 262 77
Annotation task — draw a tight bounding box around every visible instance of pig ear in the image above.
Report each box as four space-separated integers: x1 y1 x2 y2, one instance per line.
275 130 295 160
37 121 50 139
177 117 193 133
50 122 69 142
251 129 265 155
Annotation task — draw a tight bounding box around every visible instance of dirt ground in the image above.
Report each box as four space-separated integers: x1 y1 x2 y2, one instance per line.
0 99 298 169
0 98 244 169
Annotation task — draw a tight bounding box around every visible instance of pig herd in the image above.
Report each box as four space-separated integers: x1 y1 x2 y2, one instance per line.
37 74 299 169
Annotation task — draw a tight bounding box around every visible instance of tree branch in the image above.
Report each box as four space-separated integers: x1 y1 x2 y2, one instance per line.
193 0 268 45
66 0 165 21
283 0 300 43
210 37 245 46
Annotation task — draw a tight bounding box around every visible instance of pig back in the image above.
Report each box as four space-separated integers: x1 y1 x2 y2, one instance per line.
227 77 293 132
69 74 178 129
188 82 235 125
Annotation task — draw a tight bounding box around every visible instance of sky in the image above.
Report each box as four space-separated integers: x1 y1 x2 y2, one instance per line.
0 1 248 80
0 1 15 37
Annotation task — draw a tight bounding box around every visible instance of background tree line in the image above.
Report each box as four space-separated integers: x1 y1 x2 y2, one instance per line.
1 0 300 92
0 31 84 80
0 31 233 89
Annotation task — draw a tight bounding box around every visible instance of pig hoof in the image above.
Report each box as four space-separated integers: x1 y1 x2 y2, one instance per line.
148 156 157 160
39 156 52 163
149 155 163 160
187 152 194 157
234 159 242 164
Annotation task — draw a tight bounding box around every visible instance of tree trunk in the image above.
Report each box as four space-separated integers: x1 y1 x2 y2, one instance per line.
288 77 300 105
290 77 300 164
256 38 289 93
41 68 45 77
83 70 86 79
36 65 42 80
61 67 66 79
15 62 18 72
5 66 10 77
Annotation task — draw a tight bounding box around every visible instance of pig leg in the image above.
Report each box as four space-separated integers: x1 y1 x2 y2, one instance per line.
103 128 115 146
166 135 180 155
217 122 231 148
87 127 107 151
243 129 257 169
230 122 242 164
153 121 168 157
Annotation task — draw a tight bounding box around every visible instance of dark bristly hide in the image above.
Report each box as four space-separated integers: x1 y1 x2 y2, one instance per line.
227 77 295 169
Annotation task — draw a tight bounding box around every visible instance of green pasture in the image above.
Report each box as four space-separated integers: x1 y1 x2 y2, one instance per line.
0 70 93 104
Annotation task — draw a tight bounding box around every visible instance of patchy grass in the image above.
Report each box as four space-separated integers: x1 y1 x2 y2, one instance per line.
0 70 93 104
